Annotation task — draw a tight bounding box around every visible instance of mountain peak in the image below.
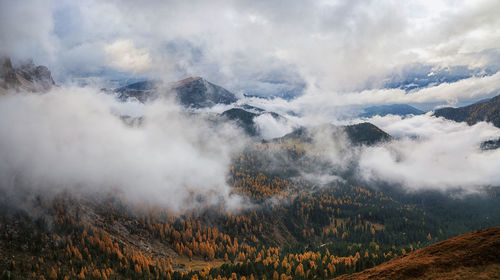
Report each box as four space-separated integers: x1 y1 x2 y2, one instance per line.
360 104 424 118
171 76 203 88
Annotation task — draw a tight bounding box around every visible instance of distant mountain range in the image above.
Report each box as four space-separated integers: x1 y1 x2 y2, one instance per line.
360 104 424 118
115 77 237 108
334 227 500 280
116 77 291 137
0 57 55 94
10 59 488 145
116 77 395 142
383 64 493 92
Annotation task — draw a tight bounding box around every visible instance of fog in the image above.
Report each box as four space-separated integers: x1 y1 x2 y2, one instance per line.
356 115 500 191
0 87 248 211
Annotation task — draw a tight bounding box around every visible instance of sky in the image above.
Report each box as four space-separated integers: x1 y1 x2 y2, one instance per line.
1 0 500 106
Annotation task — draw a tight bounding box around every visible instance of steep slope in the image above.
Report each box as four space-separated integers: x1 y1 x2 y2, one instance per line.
360 104 424 118
115 77 238 108
434 94 500 128
0 57 55 93
334 227 500 280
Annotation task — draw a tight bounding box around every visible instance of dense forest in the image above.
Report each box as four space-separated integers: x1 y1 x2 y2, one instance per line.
1 142 499 280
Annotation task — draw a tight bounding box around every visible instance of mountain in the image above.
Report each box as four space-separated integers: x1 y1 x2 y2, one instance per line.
360 104 424 118
343 122 392 145
0 57 55 94
222 108 259 136
172 77 237 108
334 227 500 280
221 107 285 137
278 122 391 146
115 77 288 138
434 94 500 128
115 77 238 108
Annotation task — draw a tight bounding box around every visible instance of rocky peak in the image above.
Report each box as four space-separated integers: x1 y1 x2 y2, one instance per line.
0 57 55 94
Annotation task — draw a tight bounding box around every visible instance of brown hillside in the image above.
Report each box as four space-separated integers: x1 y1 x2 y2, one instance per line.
334 227 500 280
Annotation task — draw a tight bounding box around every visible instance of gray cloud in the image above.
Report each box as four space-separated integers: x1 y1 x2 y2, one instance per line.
2 0 500 102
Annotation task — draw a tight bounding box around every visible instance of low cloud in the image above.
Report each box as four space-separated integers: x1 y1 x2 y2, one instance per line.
0 87 248 212
253 113 297 140
357 115 500 191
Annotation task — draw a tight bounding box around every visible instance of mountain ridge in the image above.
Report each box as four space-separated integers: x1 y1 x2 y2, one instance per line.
434 94 500 128
276 122 392 146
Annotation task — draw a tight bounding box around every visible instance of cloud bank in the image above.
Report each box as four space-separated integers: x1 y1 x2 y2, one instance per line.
357 115 500 191
0 87 248 211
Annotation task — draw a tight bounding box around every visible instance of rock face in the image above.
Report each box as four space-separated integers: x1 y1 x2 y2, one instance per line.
434 95 500 128
115 77 238 108
333 227 500 280
0 57 55 94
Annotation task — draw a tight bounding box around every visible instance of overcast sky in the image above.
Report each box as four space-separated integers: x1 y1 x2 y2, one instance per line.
1 0 500 106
